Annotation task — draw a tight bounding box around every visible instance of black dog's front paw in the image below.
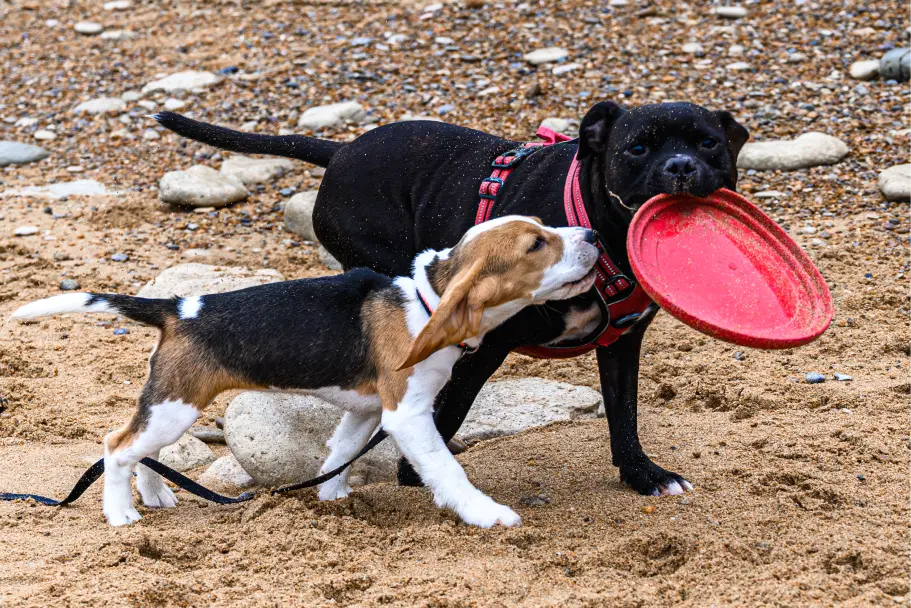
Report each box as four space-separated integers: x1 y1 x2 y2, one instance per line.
619 458 693 496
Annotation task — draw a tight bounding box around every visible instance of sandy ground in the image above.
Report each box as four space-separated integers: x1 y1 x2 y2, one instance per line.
1 0 909 606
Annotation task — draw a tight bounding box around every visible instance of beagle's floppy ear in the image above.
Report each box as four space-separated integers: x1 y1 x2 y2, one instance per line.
396 260 493 370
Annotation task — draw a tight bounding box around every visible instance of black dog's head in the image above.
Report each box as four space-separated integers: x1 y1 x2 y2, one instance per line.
577 101 749 220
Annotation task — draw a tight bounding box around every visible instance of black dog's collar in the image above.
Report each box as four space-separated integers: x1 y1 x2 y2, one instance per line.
415 287 478 354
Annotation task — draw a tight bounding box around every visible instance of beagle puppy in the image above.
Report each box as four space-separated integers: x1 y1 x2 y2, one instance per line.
11 216 599 528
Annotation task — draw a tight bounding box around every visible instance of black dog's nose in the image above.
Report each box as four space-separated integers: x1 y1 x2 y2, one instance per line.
582 229 598 244
663 155 697 177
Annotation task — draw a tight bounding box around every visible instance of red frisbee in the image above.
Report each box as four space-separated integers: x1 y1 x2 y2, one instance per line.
627 188 832 349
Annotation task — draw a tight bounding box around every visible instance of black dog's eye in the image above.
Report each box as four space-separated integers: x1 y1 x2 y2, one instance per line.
701 137 718 149
627 144 647 156
528 236 545 252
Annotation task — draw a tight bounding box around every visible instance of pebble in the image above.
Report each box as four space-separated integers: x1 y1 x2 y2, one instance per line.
787 52 807 63
284 190 319 242
737 132 849 171
297 101 366 130
163 98 186 111
540 117 577 135
103 0 133 9
189 426 226 444
552 63 582 76
100 30 136 41
1 179 108 199
74 21 103 35
714 6 747 18
523 47 569 65
73 97 126 116
437 103 456 115
727 62 751 72
158 434 216 472
142 71 221 94
110 253 128 262
805 372 826 384
113 328 129 335
197 454 255 493
142 129 160 140
849 59 880 81
0 141 49 166
682 42 704 54
753 190 787 199
59 279 81 290
834 373 853 381
14 117 38 128
14 225 39 236
137 264 284 299
220 155 295 185
33 130 56 141
158 165 247 208
878 164 910 201
318 246 344 271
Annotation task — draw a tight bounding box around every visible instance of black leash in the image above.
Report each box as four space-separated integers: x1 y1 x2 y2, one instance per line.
0 430 388 507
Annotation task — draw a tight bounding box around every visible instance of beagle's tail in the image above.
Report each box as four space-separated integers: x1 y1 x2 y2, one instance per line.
10 293 179 328
153 112 344 167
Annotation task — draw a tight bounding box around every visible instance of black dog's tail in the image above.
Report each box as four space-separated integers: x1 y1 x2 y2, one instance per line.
10 293 178 328
153 112 344 167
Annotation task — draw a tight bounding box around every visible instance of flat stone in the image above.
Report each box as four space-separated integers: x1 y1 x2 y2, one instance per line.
849 59 880 81
189 426 226 444
59 279 81 290
805 372 826 384
880 48 910 82
137 263 284 298
73 97 126 115
224 392 400 487
878 164 911 201
159 165 247 208
103 0 132 9
197 455 255 494
220 155 295 185
163 98 186 111
284 190 319 241
727 61 751 72
714 6 747 18
737 132 849 171
1 179 108 199
142 71 221 94
539 117 577 135
523 47 569 65
158 434 216 472
834 373 853 381
682 42 704 54
101 30 136 41
14 225 39 236
398 114 443 122
33 130 56 141
0 141 49 166
74 21 103 35
297 101 367 130
552 63 582 75
318 246 343 271
753 190 787 199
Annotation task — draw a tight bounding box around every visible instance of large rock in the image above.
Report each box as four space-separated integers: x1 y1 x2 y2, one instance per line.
523 47 569 65
142 70 221 94
318 246 343 271
224 392 399 487
0 179 108 199
460 379 603 441
540 117 578 136
737 132 849 171
137 263 284 298
159 165 247 208
879 164 911 201
0 141 49 166
74 97 126 115
297 101 366 130
197 454 255 493
220 155 295 185
158 434 215 472
284 191 319 241
880 48 911 82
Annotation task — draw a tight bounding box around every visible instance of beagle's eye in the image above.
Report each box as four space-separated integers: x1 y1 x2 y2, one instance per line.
528 236 546 253
701 137 718 149
627 144 647 157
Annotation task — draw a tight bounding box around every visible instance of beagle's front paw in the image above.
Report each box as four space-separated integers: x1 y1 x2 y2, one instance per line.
458 497 521 528
318 479 353 502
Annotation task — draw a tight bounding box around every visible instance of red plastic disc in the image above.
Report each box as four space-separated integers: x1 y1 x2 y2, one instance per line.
627 188 833 349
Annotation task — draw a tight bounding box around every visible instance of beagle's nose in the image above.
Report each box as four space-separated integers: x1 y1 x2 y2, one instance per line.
582 229 598 244
663 155 697 177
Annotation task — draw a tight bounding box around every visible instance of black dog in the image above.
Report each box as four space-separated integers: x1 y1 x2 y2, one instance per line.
155 101 749 496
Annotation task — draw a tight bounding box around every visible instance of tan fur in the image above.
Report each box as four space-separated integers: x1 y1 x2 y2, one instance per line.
362 295 414 410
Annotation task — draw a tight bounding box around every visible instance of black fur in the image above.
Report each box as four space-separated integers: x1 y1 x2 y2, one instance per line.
157 101 749 496
89 294 177 328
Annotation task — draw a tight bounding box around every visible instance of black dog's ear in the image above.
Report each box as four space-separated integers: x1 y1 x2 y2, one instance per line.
715 111 750 164
578 102 626 159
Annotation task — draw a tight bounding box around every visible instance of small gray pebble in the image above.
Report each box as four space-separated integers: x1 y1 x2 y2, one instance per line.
111 253 129 262
805 372 826 384
834 373 853 381
59 279 81 290
113 328 130 335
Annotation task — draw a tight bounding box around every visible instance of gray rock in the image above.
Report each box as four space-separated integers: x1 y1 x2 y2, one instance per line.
189 426 226 444
137 263 284 298
834 373 853 381
523 47 569 65
158 434 215 472
1 179 107 199
74 21 103 35
284 191 319 241
552 63 582 76
220 155 295 185
142 71 221 94
14 225 39 236
197 455 255 493
878 164 911 201
163 98 186 111
737 132 849 171
318 246 344 271
753 190 787 199
59 279 81 290
849 59 880 81
0 141 49 166
540 118 578 136
805 372 826 384
880 48 910 82
159 165 247 208
224 392 400 487
74 97 126 116
297 101 367 130
682 42 704 54
714 6 747 18
727 61 751 72
460 378 603 441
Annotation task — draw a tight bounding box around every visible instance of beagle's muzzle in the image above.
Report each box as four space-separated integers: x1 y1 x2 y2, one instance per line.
11 216 598 528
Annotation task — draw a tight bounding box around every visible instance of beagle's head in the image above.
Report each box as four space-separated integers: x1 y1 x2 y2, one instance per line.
398 216 599 369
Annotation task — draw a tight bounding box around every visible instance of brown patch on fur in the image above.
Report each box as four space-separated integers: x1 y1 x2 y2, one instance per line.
362 295 413 410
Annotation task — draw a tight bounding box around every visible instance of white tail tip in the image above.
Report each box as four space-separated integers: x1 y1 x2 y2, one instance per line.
10 293 113 320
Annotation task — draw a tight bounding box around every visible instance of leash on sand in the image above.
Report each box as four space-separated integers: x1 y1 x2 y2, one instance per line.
0 430 388 507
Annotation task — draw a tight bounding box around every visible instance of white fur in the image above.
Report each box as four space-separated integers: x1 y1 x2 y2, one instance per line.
10 293 114 320
317 411 381 501
178 296 203 319
532 226 600 302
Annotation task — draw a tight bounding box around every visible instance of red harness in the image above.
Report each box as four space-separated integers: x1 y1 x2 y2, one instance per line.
476 127 653 358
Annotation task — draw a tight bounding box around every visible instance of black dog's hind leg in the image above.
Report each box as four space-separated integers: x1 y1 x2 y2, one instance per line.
596 309 692 495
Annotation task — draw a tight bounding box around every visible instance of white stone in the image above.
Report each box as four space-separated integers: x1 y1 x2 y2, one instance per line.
158 165 247 208
220 155 295 185
163 98 186 111
540 117 577 135
318 246 343 271
137 263 284 298
14 117 38 128
103 0 132 9
73 97 126 115
284 190 319 241
878 164 911 201
142 128 160 140
398 114 443 122
14 225 39 236
0 141 49 166
753 190 787 199
297 101 367 130
142 71 221 94
552 63 582 76
728 44 745 57
849 59 880 81
714 6 747 18
101 30 136 41
158 434 215 472
787 52 807 63
524 47 569 65
224 392 400 487
682 42 704 54
727 61 751 72
74 21 103 35
120 91 142 102
737 132 850 171
1 179 108 199
138 100 156 111
33 130 56 141
197 454 255 493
